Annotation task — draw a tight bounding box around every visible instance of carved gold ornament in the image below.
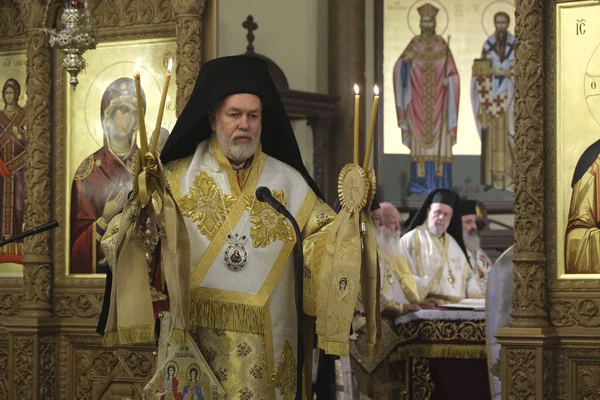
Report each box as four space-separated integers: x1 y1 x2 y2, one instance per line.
179 171 236 240
45 0 97 87
271 339 296 400
245 190 293 248
395 320 485 343
338 163 369 213
412 358 434 400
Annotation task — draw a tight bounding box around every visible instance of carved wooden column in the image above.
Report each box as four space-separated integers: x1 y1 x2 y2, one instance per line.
171 0 205 116
3 2 60 399
20 0 53 319
497 1 554 399
328 0 365 202
511 0 547 329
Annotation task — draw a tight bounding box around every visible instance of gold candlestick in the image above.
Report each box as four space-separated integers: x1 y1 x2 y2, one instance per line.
363 85 380 170
150 57 173 154
353 84 360 164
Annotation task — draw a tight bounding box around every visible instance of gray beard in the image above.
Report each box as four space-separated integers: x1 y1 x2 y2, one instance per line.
427 219 446 238
376 226 401 255
463 230 481 253
216 129 261 163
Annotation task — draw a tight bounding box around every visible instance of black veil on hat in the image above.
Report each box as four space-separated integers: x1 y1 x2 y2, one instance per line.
160 55 323 199
405 188 468 259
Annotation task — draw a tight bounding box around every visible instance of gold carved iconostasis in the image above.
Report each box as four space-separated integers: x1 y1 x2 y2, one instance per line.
496 0 600 399
375 0 516 215
0 1 217 398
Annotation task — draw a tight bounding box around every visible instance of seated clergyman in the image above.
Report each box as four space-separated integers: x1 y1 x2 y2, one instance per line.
377 202 420 315
399 189 482 306
460 199 493 294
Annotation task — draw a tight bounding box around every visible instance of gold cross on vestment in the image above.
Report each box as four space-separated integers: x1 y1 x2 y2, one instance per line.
345 176 362 202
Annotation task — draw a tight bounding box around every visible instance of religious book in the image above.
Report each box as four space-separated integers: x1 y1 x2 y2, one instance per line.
472 58 493 77
443 298 485 310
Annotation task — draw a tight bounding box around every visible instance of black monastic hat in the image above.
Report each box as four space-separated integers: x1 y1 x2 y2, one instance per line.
459 199 477 216
160 55 323 199
370 194 381 211
405 188 468 259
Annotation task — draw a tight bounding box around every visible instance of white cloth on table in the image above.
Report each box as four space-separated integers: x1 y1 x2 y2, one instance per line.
394 309 485 325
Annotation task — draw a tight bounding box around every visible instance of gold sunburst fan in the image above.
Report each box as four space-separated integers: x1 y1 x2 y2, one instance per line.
338 164 370 213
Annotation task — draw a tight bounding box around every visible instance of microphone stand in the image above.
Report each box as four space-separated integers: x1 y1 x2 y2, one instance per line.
255 187 304 400
0 220 59 248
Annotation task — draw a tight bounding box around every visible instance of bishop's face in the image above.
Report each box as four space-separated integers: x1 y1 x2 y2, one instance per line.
3 87 15 107
427 203 452 237
370 208 383 229
494 15 509 35
462 214 481 252
211 93 262 164
462 214 477 234
420 16 436 36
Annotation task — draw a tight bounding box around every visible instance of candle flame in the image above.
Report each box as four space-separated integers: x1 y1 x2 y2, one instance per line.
374 85 379 96
167 58 173 73
354 84 359 95
134 57 141 74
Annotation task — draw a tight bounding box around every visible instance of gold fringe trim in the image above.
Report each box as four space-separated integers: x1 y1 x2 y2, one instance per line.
102 330 120 347
318 336 349 357
168 326 187 345
393 344 486 360
116 324 155 346
190 297 265 334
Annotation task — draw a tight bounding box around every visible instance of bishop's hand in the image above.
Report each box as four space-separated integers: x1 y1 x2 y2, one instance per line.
420 298 443 309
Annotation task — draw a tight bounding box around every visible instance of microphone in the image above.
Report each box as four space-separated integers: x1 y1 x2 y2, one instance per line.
255 186 287 214
255 186 304 400
0 220 60 248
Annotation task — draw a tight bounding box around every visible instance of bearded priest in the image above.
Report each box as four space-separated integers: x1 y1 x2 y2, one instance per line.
399 189 482 306
460 199 493 294
97 55 379 400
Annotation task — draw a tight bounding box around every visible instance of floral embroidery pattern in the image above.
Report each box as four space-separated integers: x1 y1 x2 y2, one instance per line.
245 190 293 248
249 365 263 380
327 314 349 334
338 237 360 260
237 342 253 357
215 367 228 382
179 171 236 240
204 347 218 364
315 213 332 227
238 387 254 400
271 339 296 400
192 327 268 398
212 328 226 337
303 266 312 280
